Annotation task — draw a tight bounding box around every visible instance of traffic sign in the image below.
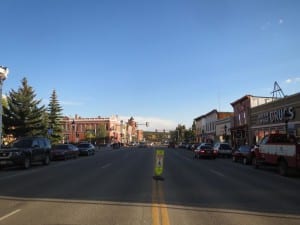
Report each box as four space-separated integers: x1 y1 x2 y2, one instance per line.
154 149 164 179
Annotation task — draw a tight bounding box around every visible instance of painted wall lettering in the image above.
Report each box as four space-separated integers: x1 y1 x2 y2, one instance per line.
257 107 295 125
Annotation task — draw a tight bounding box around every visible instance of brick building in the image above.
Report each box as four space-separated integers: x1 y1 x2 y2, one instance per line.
61 115 141 145
230 95 273 149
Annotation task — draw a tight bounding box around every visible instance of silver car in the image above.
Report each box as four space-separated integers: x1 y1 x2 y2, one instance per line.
213 143 233 157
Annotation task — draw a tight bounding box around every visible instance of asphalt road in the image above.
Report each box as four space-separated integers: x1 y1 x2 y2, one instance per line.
0 147 300 225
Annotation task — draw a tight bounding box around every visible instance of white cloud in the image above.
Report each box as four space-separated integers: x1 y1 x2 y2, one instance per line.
119 115 178 131
285 77 300 84
261 21 271 30
285 78 292 84
278 19 284 25
261 18 283 30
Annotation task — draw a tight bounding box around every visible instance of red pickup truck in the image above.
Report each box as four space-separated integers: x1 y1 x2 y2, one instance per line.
252 133 300 176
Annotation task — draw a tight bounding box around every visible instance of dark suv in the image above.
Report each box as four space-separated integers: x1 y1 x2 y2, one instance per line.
0 137 51 169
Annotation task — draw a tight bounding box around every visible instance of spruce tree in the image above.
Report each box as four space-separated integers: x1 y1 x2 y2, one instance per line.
47 90 63 144
3 77 46 138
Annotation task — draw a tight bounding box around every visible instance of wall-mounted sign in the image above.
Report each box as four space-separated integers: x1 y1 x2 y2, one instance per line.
257 106 295 125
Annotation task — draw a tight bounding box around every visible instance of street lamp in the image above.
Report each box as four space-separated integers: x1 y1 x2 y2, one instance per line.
0 66 9 149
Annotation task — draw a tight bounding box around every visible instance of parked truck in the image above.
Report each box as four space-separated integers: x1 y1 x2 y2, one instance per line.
0 136 51 169
252 133 300 176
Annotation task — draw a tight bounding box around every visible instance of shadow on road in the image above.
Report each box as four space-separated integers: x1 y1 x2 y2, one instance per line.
0 148 300 217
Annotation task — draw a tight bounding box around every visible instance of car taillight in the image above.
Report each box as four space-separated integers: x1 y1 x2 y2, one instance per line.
200 150 205 153
213 150 217 154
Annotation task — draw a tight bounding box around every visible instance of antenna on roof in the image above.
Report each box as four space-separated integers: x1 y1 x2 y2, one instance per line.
271 81 286 100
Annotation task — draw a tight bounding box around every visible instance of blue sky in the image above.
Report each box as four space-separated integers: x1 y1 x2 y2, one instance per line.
1 0 299 131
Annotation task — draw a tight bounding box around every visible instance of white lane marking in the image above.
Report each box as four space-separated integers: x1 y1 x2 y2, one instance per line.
210 169 225 177
101 163 112 169
0 209 21 221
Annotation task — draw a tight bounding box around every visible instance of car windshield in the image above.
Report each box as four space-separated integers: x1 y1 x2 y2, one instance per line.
239 146 251 152
54 145 68 149
78 144 90 148
220 144 231 149
12 139 33 148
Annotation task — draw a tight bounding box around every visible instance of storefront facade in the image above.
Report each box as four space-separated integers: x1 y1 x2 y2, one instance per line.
215 117 233 145
250 92 300 145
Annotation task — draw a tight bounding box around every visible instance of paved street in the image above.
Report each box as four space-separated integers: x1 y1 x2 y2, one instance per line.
0 147 300 225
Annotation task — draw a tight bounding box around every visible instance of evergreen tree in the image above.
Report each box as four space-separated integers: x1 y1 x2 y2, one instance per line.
1 96 8 137
47 90 63 144
3 78 46 137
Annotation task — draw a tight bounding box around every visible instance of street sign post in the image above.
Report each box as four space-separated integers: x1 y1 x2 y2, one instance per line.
153 149 164 180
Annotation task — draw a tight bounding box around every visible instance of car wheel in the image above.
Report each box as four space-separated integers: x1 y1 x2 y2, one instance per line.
24 157 31 169
43 154 50 165
243 157 248 165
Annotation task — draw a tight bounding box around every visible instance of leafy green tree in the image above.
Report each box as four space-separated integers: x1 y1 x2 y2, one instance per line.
3 78 46 138
1 96 8 137
176 124 186 142
184 128 195 143
85 129 95 142
96 124 107 144
1 96 8 109
47 90 63 144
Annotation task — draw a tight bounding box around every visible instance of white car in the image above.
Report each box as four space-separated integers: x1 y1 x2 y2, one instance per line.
213 143 233 157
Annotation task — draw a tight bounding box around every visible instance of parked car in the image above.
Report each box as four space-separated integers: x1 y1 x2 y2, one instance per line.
179 143 187 148
138 142 148 148
191 143 200 151
51 144 79 160
0 137 51 169
213 143 233 157
77 143 95 156
194 145 217 159
168 142 176 148
111 142 121 149
252 133 300 176
232 145 254 165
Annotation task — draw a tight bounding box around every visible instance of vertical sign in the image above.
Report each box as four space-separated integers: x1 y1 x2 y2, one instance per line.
154 150 164 177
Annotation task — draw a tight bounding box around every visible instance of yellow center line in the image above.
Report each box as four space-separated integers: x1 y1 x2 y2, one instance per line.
161 203 170 225
152 180 170 225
